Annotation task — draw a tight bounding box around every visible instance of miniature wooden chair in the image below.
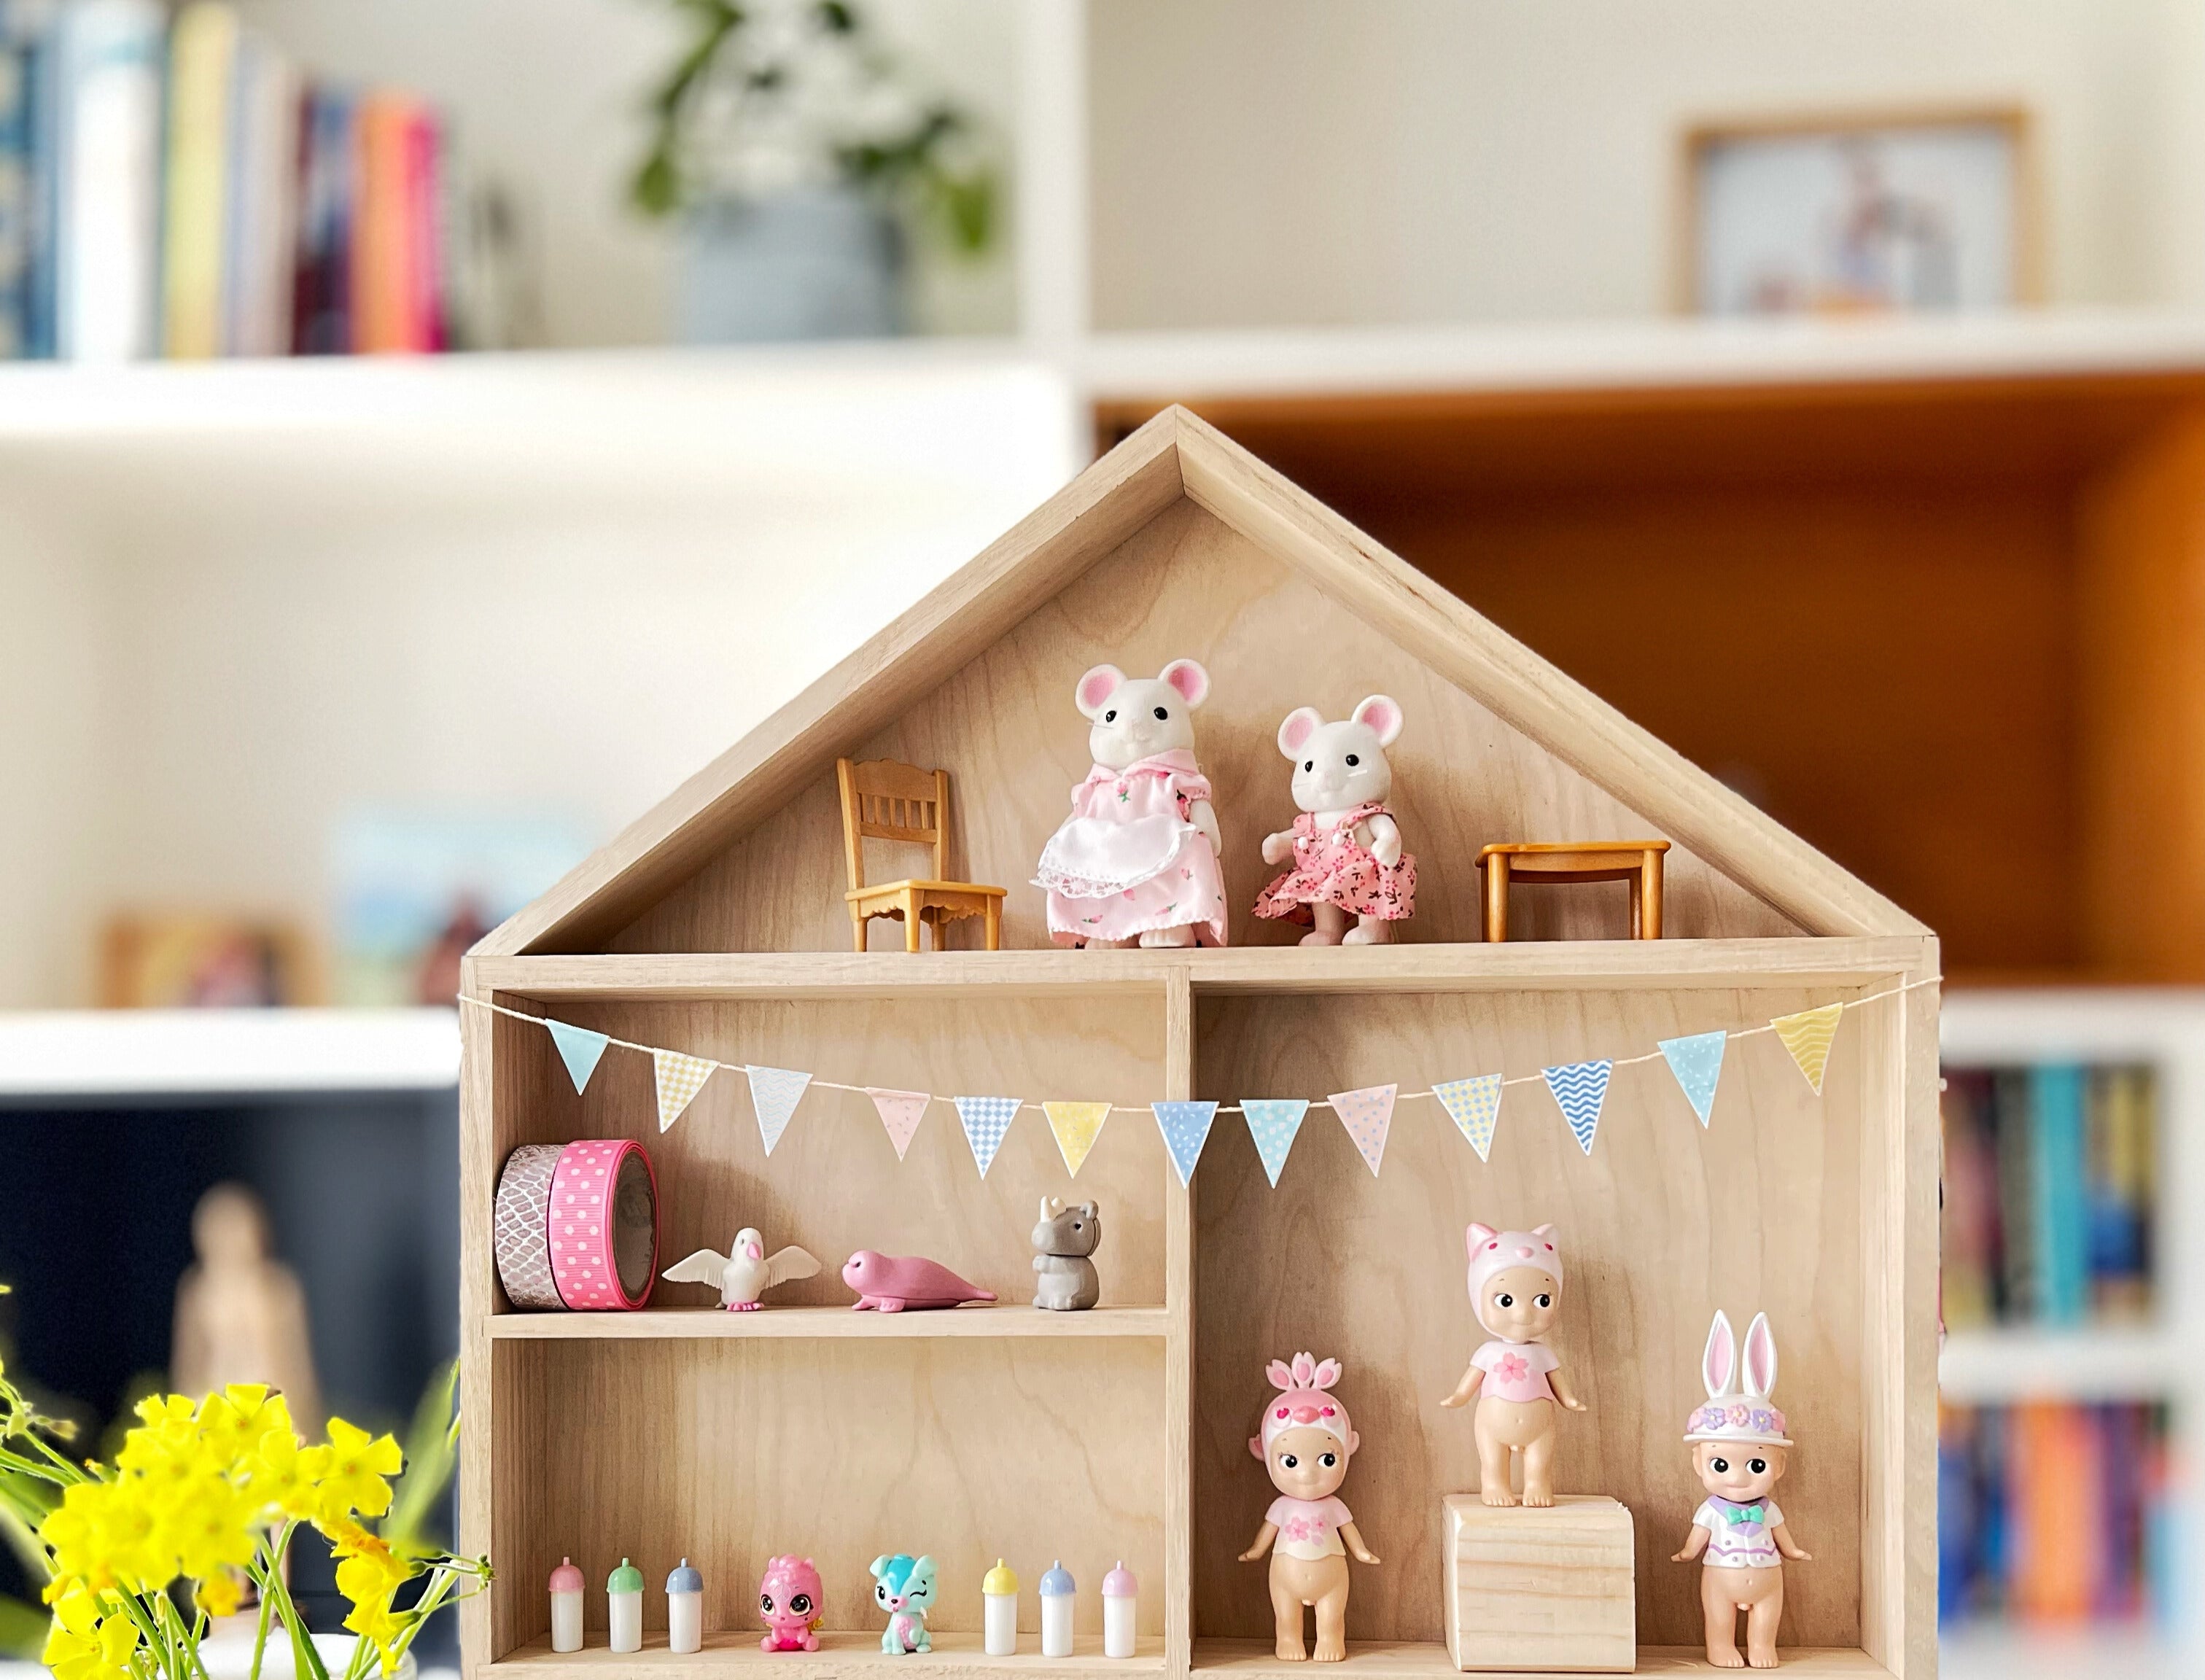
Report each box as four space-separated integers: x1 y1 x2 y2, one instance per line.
838 758 1006 952
1476 840 1671 941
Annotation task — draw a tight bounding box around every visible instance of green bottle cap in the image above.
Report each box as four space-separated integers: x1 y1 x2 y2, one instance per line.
608 1558 645 1595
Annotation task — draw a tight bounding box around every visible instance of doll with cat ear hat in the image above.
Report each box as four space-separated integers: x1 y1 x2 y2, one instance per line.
1671 1311 1811 1669
1439 1222 1587 1506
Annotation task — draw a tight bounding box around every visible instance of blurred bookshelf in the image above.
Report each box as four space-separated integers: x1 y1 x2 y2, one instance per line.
1937 991 2205 1676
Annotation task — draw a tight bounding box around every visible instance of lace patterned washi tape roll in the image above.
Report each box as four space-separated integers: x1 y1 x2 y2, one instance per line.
494 1140 660 1311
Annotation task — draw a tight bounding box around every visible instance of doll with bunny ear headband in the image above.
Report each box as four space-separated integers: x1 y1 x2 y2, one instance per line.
1673 1311 1811 1668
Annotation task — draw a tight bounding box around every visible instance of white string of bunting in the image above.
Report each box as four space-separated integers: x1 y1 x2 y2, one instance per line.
459 974 1937 1189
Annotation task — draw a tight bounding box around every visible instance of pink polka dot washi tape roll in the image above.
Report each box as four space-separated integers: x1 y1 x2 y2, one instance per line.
493 1139 659 1311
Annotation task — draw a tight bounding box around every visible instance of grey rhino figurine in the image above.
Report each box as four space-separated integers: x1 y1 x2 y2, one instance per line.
1030 1197 1102 1311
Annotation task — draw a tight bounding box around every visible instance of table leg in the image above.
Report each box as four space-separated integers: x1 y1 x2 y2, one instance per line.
852 911 869 954
1483 858 1509 942
903 889 923 952
983 899 1001 952
1629 873 1643 940
1641 850 1664 940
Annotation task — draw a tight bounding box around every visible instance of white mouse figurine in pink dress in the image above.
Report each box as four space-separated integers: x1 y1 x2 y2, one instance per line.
1254 697 1416 945
1673 1311 1810 1669
1035 660 1229 948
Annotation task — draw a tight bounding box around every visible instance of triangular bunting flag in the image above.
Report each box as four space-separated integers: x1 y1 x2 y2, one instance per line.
1433 1075 1504 1162
1242 1099 1308 1187
1043 1102 1111 1178
1542 1059 1612 1156
1770 1003 1844 1094
652 1048 716 1132
1152 1100 1218 1188
1658 1030 1727 1127
545 1020 610 1094
953 1096 1021 1178
744 1065 812 1156
867 1088 929 1160
1330 1084 1398 1177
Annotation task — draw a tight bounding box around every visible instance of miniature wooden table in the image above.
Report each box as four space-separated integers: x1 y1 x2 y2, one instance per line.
1476 840 1671 941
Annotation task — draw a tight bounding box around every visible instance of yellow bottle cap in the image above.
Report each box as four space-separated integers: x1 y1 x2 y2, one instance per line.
983 1558 1019 1595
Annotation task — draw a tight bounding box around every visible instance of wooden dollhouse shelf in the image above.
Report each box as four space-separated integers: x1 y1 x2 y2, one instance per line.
494 1631 1166 1677
468 937 1926 1004
1189 1644 1892 1678
486 1305 1170 1340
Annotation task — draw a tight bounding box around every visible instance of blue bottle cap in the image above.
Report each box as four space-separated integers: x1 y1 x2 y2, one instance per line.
667 1558 703 1595
1039 1560 1076 1597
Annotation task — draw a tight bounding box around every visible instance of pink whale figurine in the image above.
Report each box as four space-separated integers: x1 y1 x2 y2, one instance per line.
843 1250 998 1312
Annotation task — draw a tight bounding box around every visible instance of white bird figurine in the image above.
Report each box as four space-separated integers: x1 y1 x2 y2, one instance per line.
663 1229 822 1310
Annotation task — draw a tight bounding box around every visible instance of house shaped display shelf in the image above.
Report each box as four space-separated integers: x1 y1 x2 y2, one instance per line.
459 409 1938 1680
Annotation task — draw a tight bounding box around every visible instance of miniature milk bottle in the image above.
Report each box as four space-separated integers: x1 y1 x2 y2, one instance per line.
1102 1562 1137 1660
1039 1561 1075 1657
549 1558 586 1653
667 1559 703 1655
983 1559 1019 1656
607 1558 644 1654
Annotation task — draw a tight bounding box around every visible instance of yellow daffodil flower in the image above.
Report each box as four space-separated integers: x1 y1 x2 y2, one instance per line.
314 1418 403 1525
42 1585 139 1680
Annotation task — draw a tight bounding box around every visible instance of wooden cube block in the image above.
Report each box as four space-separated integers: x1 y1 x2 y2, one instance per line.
1442 1493 1636 1673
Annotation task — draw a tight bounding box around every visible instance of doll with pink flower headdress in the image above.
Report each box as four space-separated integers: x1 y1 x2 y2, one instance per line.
1439 1222 1587 1506
1671 1310 1811 1669
1237 1353 1380 1662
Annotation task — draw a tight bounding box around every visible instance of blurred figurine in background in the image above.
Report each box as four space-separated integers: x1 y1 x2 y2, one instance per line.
172 1183 321 1428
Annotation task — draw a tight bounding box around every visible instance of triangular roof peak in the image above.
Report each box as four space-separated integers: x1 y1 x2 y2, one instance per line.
482 405 1922 955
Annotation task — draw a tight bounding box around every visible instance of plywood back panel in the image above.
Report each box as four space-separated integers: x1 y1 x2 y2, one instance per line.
504 1336 1166 1644
490 995 1172 1310
612 498 1800 955
1189 986 1866 1650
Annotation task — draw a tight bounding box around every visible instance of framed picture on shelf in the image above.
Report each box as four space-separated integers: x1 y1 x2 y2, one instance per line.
1678 106 2036 316
99 914 314 1008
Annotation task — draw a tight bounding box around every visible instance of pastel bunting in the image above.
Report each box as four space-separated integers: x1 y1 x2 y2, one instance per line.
545 1020 610 1094
867 1088 929 1159
1329 1084 1398 1177
744 1065 812 1156
1542 1059 1611 1156
1153 1100 1218 1188
1771 1003 1844 1094
1434 1074 1504 1162
652 1048 716 1132
1043 1101 1111 1178
954 1095 1021 1178
1242 1098 1308 1186
1658 1030 1727 1127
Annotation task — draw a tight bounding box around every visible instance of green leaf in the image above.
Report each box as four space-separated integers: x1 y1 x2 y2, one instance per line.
0 1594 45 1660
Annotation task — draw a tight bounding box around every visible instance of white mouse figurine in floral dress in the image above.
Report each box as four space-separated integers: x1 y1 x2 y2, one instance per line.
1254 696 1416 945
1672 1310 1811 1669
1035 659 1229 948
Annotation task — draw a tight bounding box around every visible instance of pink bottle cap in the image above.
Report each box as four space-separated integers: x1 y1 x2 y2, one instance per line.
549 1557 585 1593
1102 1561 1136 1598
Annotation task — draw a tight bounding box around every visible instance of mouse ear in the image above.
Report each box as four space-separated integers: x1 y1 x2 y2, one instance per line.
1076 664 1127 719
1277 707 1323 759
1158 658 1210 709
1351 694 1404 747
1743 1312 1778 1399
1703 1310 1737 1400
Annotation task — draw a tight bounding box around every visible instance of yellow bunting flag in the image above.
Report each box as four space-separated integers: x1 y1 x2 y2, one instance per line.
1043 1101 1111 1178
1770 1003 1844 1095
653 1049 717 1132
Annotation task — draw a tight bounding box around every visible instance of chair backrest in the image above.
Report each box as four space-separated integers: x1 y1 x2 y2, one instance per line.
836 758 951 892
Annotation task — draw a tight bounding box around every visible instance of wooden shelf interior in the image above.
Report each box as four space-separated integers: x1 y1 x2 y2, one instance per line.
1095 375 2205 982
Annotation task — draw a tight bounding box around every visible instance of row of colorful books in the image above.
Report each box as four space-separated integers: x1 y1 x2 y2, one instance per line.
1941 1062 2155 1327
0 0 448 360
1939 1401 2170 1624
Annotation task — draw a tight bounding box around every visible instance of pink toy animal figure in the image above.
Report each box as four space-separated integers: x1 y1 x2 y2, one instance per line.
1238 1353 1380 1663
759 1555 825 1652
1439 1223 1587 1506
1253 698 1415 946
842 1249 997 1311
1035 660 1229 949
1672 1312 1810 1669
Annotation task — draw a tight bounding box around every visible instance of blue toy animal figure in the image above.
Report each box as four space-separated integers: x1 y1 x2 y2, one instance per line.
870 1554 938 1654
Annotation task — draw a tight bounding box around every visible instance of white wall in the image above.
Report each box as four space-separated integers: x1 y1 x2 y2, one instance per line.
1090 0 2202 328
234 0 1022 347
0 352 1077 1006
